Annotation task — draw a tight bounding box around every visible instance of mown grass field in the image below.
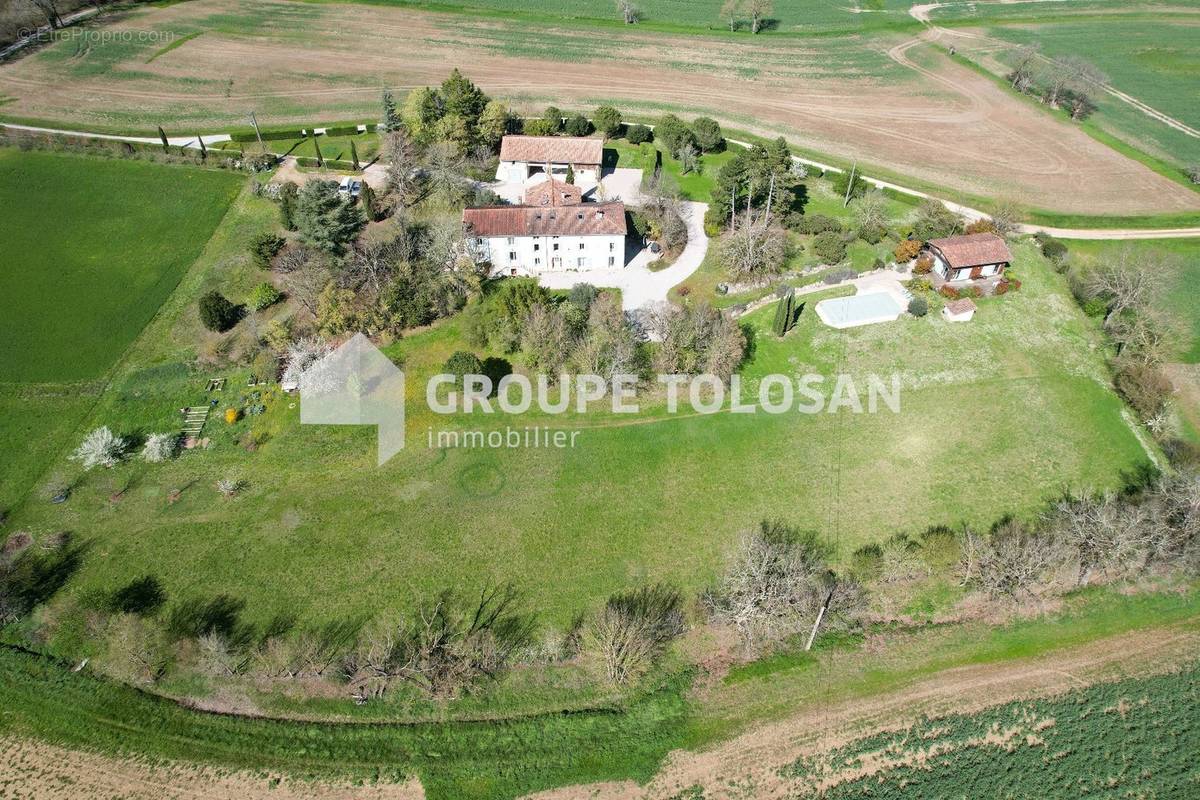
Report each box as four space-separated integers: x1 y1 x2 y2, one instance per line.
0 148 241 382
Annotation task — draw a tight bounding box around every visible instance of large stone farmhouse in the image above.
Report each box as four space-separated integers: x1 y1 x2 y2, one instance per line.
463 202 627 276
925 232 1012 282
496 135 603 184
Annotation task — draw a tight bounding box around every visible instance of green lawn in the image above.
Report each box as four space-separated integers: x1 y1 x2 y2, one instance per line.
606 139 737 202
0 149 241 382
212 131 381 163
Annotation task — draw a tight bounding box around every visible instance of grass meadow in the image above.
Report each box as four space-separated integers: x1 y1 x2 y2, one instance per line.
6 167 1153 651
0 148 240 510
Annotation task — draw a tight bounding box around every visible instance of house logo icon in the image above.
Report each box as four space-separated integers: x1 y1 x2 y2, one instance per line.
298 333 406 466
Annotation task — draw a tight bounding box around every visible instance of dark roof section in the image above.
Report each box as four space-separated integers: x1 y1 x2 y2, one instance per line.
499 135 604 165
927 233 1012 269
463 202 627 237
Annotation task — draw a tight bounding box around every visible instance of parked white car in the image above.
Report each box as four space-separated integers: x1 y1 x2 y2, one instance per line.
337 176 363 200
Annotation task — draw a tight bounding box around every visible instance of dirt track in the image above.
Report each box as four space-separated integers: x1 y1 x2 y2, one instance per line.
0 0 1197 216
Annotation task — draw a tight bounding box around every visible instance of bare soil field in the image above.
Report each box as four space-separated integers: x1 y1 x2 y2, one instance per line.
0 737 426 800
0 0 1197 215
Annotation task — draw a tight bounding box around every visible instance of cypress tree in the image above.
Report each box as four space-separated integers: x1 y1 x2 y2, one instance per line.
350 139 361 171
157 126 169 153
361 183 376 222
312 135 324 168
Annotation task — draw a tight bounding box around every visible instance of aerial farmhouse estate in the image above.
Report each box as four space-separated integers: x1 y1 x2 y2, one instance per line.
496 135 604 184
463 202 627 276
924 232 1012 282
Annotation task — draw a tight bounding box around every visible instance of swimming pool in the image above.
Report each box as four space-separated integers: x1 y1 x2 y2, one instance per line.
815 291 905 329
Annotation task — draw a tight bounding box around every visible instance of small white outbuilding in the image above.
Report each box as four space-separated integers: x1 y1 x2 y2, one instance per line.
942 297 977 322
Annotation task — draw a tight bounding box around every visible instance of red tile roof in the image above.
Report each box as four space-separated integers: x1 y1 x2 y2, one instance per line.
499 135 604 165
524 178 583 206
463 202 627 237
945 298 977 315
927 233 1012 269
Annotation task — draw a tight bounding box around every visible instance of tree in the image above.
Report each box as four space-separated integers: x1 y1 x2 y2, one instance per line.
964 520 1066 600
521 118 558 137
1007 43 1041 93
141 433 178 464
677 142 700 175
247 282 283 311
772 288 796 337
384 128 418 203
583 584 683 684
1187 165 1200 185
70 426 125 470
294 180 365 255
563 114 592 137
198 291 239 332
521 304 572 374
651 303 746 379
831 169 867 202
908 296 929 317
720 0 739 31
1083 247 1164 332
401 86 442 143
424 140 470 205
477 100 514 149
593 105 622 138
912 198 962 240
852 190 888 242
692 116 724 152
440 68 488 124
572 293 639 379
654 113 697 157
277 181 299 231
541 105 563 132
812 230 847 264
380 88 401 132
25 0 64 29
988 199 1022 235
249 232 285 269
443 350 484 378
703 521 861 655
617 0 639 24
747 0 772 33
626 124 653 144
720 218 789 279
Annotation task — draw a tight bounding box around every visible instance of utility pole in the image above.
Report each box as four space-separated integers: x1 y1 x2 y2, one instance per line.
804 585 836 652
249 111 264 150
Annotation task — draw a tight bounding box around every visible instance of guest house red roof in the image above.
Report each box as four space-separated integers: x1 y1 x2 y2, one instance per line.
499 135 604 165
926 233 1012 269
463 202 626 237
945 298 978 315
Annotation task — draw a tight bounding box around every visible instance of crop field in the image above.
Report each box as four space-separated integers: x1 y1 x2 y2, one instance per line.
942 16 1200 167
786 662 1200 797
0 0 1196 216
0 149 241 382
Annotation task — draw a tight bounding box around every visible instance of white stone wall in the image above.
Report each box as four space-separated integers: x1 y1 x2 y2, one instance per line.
474 233 625 275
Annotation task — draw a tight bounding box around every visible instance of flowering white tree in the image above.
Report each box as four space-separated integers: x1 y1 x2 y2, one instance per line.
141 433 178 463
281 337 336 394
70 426 125 470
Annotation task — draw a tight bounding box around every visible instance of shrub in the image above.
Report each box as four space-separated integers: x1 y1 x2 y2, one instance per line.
249 233 285 269
908 296 929 317
70 426 125 470
1041 239 1068 263
141 433 178 463
965 218 996 234
443 351 484 378
822 267 856 285
960 285 982 299
593 105 622 138
224 407 240 425
858 224 885 244
913 255 934 275
521 118 558 137
1186 165 1200 184
568 283 599 310
626 124 653 145
216 478 244 497
1082 296 1107 316
584 583 684 684
563 114 592 137
940 285 960 299
247 282 283 311
994 280 1010 296
893 238 922 262
796 214 843 235
812 231 847 264
198 291 239 332
850 543 884 581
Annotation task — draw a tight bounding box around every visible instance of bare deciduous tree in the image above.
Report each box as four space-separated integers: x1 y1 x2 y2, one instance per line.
747 0 772 33
583 584 684 684
719 216 788 281
617 0 639 24
1008 43 1041 93
965 520 1068 600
